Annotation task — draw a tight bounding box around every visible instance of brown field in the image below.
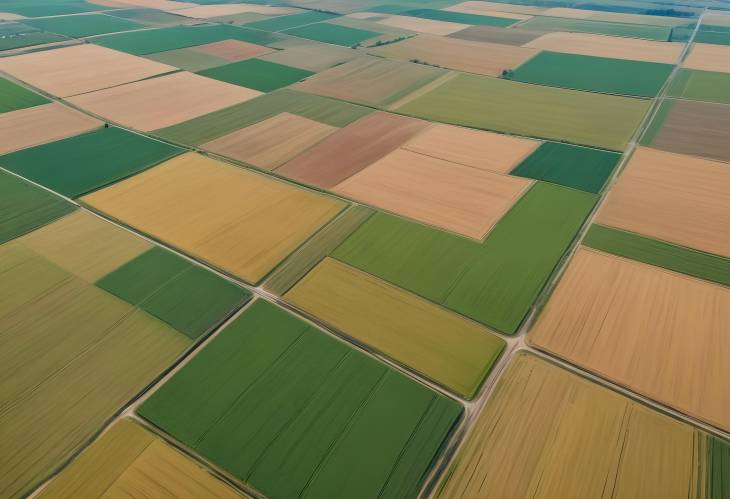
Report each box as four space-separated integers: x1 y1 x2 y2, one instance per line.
596 147 730 257
529 247 730 432
81 152 344 283
202 112 337 170
0 44 175 98
444 1 545 15
174 4 298 17
67 71 261 131
259 42 359 71
401 123 541 173
368 34 538 76
334 148 533 239
439 352 704 499
293 56 446 107
276 111 429 188
650 100 730 163
378 14 470 36
448 25 547 45
191 39 275 61
0 103 101 155
683 43 730 73
525 32 684 63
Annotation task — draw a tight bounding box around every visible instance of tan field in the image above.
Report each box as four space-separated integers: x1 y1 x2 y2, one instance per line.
368 34 539 76
597 147 730 258
114 0 196 9
401 123 541 173
683 43 730 73
0 44 175 98
524 32 684 63
174 3 298 18
442 5 531 19
542 7 594 18
0 103 101 155
444 1 545 15
439 352 704 499
202 112 337 170
378 14 470 36
529 248 730 432
702 12 730 26
334 148 533 239
589 11 692 26
67 72 261 131
81 152 344 284
191 40 275 61
276 111 429 188
0 12 25 20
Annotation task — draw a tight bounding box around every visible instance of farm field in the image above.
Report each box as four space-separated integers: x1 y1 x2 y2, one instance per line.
3 1 729 497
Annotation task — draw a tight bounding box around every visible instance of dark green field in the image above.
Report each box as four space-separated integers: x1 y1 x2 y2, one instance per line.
0 78 48 114
244 11 339 31
198 58 314 92
24 13 143 37
283 22 380 46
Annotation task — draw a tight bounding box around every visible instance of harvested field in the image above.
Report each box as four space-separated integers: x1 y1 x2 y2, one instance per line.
443 1 545 15
140 299 463 494
0 171 75 244
683 42 730 73
286 258 504 398
23 13 143 37
191 39 275 61
646 99 730 162
145 47 229 71
38 419 246 498
439 352 725 499
334 182 596 333
174 4 297 18
668 68 730 104
105 7 198 26
447 24 547 45
293 56 446 107
0 77 48 113
378 14 470 36
198 58 314 92
202 112 337 169
396 73 650 151
0 103 100 155
401 8 519 27
284 22 381 46
530 247 730 432
510 141 620 193
258 42 359 71
81 152 344 284
368 34 538 76
0 44 175 97
521 16 671 40
596 147 730 258
401 123 540 173
0 126 182 197
67 71 261 131
105 0 195 9
525 32 684 63
589 11 693 26
154 89 371 145
244 10 338 31
510 51 673 97
276 111 429 188
584 224 730 287
334 148 533 239
443 4 531 20
92 24 282 56
541 7 594 18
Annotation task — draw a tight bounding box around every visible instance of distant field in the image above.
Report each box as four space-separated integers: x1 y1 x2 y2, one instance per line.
395 73 650 150
24 13 143 37
521 15 671 40
284 22 380 46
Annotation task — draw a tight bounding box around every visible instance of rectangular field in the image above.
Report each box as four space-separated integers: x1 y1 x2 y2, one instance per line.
400 8 519 27
284 22 381 46
191 39 275 61
197 58 314 92
378 14 469 35
0 77 48 113
530 247 730 433
395 73 650 150
139 299 463 495
285 258 505 398
447 24 547 45
24 13 143 37
81 152 345 284
683 42 730 73
521 15 671 40
244 10 338 31
596 147 730 258
439 352 724 499
668 68 730 104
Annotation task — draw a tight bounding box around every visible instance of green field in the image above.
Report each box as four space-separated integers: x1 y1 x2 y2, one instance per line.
402 8 518 27
396 73 650 150
24 13 143 37
0 171 75 244
510 51 673 97
521 16 671 40
584 224 730 286
0 77 48 114
139 299 462 498
333 182 597 334
198 58 314 92
668 69 730 104
146 47 229 71
694 30 730 45
154 89 372 145
284 22 380 46
244 11 339 31
0 0 105 17
105 8 194 26
510 142 621 193
0 127 183 197
92 24 282 55
0 25 67 51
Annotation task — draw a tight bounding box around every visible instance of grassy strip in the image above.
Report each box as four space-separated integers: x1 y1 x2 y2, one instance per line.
640 98 674 145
